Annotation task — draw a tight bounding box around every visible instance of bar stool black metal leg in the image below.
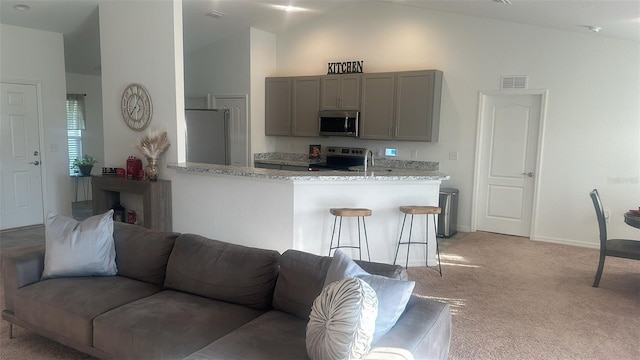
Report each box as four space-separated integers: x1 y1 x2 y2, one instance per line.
336 216 343 252
433 213 442 276
405 214 414 268
425 214 429 267
394 214 408 265
329 215 338 256
362 216 370 261
357 216 362 260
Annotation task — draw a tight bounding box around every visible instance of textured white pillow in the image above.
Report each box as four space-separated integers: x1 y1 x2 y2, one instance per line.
306 277 378 360
42 210 117 280
324 250 415 344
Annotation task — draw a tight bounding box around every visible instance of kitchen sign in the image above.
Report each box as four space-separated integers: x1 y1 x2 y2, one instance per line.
327 61 364 75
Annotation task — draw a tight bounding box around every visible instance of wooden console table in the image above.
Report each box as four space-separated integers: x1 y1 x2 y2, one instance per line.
92 176 172 231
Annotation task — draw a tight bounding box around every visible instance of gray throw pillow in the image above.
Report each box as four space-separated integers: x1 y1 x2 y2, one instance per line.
324 250 415 344
41 210 117 280
306 277 378 360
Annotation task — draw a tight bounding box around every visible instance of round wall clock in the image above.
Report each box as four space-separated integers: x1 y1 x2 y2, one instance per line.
121 83 153 131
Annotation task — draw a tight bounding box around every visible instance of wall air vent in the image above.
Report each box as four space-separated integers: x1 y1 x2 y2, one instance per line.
501 75 528 90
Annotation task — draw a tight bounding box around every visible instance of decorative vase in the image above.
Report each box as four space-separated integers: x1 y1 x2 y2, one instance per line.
145 157 158 181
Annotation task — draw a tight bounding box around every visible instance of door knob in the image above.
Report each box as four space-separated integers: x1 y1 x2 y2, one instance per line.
30 160 40 166
522 172 534 177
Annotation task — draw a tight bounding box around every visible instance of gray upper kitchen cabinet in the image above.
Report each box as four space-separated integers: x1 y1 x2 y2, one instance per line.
265 77 292 136
265 76 320 137
359 73 396 140
394 70 442 142
320 75 361 110
292 76 321 136
360 70 442 142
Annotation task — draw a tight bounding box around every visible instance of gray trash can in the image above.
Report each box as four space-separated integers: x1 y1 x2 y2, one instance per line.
438 188 458 238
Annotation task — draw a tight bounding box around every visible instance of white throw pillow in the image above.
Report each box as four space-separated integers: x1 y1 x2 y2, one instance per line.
41 210 117 280
324 250 415 344
306 277 378 360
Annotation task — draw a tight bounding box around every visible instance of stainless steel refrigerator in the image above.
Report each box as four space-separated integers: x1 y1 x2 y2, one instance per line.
185 109 230 165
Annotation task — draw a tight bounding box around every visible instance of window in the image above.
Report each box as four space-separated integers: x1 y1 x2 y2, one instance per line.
66 94 86 175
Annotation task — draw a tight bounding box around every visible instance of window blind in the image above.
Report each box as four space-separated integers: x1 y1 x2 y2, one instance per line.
66 94 85 175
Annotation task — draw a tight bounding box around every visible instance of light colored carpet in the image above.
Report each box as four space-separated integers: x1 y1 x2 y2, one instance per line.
409 231 640 360
0 231 638 359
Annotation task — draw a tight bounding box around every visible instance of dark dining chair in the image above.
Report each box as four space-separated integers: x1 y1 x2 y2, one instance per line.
590 189 640 287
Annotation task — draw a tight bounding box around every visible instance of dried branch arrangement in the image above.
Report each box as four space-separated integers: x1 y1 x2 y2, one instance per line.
134 130 171 160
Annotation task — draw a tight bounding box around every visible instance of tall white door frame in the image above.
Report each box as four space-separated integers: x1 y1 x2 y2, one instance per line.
471 90 548 238
0 79 47 229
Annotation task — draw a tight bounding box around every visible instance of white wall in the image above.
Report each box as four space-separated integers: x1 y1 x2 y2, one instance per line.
99 0 183 169
1 24 72 217
184 29 251 96
271 2 640 247
249 28 277 158
184 27 276 161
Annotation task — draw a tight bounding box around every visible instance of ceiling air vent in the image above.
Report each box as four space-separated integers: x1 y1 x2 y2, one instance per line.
501 75 528 90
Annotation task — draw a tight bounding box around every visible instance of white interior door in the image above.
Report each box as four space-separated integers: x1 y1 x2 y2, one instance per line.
474 92 545 237
215 95 249 167
0 82 44 230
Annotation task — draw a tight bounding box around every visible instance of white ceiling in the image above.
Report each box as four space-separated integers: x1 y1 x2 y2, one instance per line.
1 0 639 75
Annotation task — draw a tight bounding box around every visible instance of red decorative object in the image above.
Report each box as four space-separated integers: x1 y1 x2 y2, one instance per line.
127 210 137 225
126 156 143 180
116 168 126 178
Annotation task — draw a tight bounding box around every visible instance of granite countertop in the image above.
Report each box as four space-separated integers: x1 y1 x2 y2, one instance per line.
168 162 450 181
253 152 324 167
253 152 440 170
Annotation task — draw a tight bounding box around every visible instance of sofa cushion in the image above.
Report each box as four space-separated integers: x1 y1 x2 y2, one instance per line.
113 222 179 285
93 290 265 360
13 276 161 347
164 234 280 310
306 277 378 360
272 249 333 319
183 310 309 360
325 250 415 344
42 210 116 280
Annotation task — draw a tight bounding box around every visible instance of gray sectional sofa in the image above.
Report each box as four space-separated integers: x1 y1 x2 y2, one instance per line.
2 222 451 359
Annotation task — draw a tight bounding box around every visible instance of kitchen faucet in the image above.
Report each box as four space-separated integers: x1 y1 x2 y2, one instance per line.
364 149 375 174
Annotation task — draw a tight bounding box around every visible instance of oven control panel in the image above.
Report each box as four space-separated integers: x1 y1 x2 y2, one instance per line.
326 146 367 157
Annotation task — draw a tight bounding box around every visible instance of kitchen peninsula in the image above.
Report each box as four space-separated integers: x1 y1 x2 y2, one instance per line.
167 162 449 266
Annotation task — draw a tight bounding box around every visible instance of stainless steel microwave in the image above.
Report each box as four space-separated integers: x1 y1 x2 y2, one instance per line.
319 110 360 137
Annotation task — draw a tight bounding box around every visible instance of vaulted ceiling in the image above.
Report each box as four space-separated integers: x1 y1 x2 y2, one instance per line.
1 0 638 75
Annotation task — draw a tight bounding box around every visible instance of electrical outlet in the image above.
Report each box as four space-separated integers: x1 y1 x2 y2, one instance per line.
411 150 418 159
449 151 459 160
50 144 58 152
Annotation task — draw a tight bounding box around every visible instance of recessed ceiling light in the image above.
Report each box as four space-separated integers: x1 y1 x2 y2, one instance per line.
271 4 308 12
493 0 512 4
206 10 226 18
13 4 30 11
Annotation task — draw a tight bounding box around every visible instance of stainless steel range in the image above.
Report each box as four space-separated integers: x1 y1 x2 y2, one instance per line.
309 146 367 171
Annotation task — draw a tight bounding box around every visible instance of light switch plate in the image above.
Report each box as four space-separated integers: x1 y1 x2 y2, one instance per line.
449 151 459 160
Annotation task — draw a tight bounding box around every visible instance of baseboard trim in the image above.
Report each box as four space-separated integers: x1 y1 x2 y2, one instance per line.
531 235 599 249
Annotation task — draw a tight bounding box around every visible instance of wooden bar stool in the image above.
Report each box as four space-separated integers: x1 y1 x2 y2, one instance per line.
393 205 442 275
329 208 372 261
